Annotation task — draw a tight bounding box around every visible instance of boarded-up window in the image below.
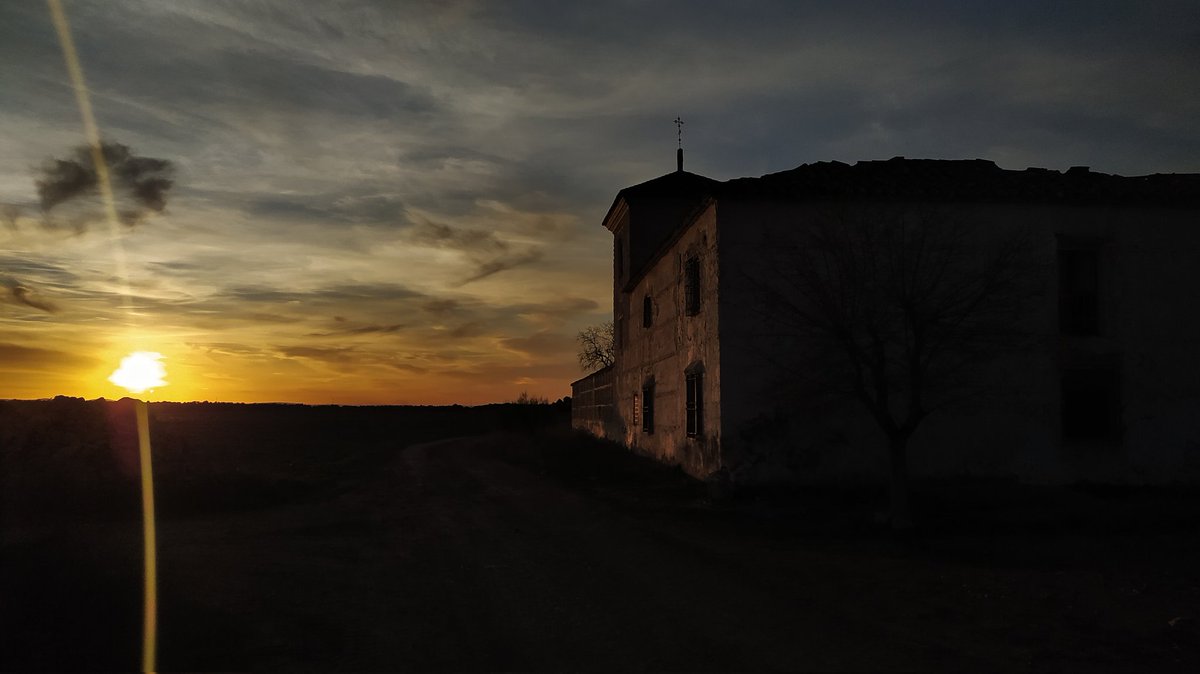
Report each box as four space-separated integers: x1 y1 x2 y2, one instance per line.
684 256 701 315
685 366 703 437
642 295 653 328
1059 247 1099 336
641 381 654 434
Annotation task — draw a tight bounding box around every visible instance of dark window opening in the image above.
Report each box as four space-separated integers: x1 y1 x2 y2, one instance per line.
641 382 654 434
685 368 703 437
684 256 701 315
1059 247 1099 336
1062 368 1120 441
642 295 653 328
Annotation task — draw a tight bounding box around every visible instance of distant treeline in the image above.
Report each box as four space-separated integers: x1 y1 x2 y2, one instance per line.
0 396 570 525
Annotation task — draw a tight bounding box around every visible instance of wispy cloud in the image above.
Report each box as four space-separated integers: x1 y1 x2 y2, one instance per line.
2 278 58 313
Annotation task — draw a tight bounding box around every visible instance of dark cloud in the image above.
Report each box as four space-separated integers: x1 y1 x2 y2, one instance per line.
240 191 407 227
500 330 575 357
2 278 58 313
461 249 544 284
35 142 175 227
274 344 428 375
0 256 80 288
515 296 599 317
2 203 22 231
411 222 544 284
0 342 95 369
225 283 423 304
448 321 486 339
422 298 460 315
306 322 407 337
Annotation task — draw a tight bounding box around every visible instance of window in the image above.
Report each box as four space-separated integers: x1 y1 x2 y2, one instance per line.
642 295 653 328
685 365 703 437
1061 367 1120 441
1058 247 1099 335
641 381 654 434
684 256 701 315
632 391 639 427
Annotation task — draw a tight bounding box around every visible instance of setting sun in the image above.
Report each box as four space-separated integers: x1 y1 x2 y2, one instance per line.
108 351 168 394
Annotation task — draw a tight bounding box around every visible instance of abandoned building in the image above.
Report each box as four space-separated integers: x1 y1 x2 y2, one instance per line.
571 152 1200 484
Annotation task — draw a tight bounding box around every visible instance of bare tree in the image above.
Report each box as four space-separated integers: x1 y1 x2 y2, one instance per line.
576 321 615 371
754 205 1041 529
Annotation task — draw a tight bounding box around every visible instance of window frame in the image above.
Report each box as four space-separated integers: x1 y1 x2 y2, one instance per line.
641 380 654 434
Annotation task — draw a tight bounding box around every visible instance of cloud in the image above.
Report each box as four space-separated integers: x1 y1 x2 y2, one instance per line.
409 221 545 284
500 330 576 357
277 345 359 363
448 321 485 338
0 342 95 369
225 282 423 304
461 248 544 284
188 342 268 357
2 278 58 313
306 321 407 337
35 142 175 227
422 298 460 315
274 343 428 375
2 203 22 231
517 296 599 317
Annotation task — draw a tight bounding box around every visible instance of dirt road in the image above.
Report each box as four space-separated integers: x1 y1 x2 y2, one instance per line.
6 434 1200 670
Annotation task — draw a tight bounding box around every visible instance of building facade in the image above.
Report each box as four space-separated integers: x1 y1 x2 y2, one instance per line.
572 157 1200 484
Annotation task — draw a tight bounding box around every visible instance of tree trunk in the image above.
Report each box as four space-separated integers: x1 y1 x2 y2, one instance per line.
888 434 914 531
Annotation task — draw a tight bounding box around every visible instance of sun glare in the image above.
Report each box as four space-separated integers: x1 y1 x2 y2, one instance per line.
109 351 168 394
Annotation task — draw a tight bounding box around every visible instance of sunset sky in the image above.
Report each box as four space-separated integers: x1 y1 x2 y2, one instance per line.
2 1 1198 404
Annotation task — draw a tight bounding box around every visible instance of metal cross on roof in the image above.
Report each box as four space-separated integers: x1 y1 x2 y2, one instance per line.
674 117 684 148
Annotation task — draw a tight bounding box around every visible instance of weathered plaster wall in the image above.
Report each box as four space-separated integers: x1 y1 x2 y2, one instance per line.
613 203 722 477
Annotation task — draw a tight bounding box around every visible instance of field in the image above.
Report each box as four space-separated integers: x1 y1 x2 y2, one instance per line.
3 398 1200 670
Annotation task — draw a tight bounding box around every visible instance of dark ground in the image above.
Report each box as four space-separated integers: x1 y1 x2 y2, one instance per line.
2 399 1199 671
